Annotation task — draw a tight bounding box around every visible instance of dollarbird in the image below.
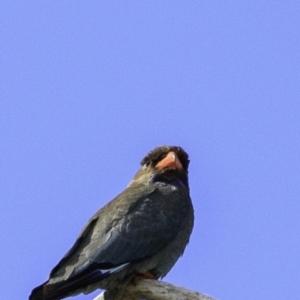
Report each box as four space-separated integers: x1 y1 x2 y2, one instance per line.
29 145 194 300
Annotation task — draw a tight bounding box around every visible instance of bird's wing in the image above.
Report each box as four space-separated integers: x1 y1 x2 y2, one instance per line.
48 184 189 283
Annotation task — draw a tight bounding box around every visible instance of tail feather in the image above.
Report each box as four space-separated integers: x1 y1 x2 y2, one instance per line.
29 282 48 300
29 262 130 300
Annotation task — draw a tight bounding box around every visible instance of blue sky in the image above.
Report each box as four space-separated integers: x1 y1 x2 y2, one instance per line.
1 2 300 300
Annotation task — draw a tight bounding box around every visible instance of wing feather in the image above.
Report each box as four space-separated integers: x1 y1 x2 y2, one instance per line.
48 184 189 284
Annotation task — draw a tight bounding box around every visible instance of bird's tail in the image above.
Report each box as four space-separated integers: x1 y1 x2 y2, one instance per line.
29 279 75 300
29 282 50 300
29 262 131 300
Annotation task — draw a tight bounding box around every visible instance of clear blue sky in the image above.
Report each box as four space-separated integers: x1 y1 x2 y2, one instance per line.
1 2 300 300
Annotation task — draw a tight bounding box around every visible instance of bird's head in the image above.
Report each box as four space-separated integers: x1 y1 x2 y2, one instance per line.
130 146 190 188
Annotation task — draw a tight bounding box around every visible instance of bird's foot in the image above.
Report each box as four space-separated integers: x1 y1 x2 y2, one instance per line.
134 271 158 285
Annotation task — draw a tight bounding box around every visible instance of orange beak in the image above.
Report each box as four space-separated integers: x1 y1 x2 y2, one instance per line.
155 151 183 170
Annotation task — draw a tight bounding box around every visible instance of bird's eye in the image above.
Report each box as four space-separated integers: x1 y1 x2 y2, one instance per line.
145 161 151 167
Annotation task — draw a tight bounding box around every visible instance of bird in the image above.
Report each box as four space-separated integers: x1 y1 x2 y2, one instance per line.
29 145 194 300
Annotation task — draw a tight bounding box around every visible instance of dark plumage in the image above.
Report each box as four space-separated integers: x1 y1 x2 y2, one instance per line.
29 145 194 300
